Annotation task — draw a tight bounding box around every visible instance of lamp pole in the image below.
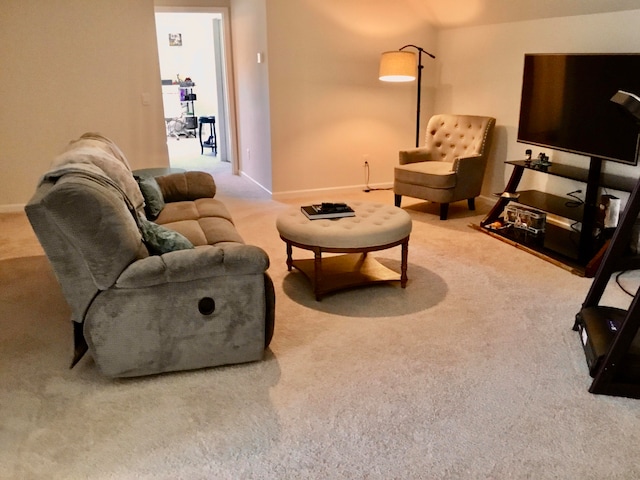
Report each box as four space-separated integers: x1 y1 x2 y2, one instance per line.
399 45 436 147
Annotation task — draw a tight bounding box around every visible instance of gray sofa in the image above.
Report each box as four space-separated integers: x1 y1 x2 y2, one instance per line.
25 133 275 378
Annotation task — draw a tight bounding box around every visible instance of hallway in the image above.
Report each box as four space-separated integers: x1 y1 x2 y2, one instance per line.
166 135 230 175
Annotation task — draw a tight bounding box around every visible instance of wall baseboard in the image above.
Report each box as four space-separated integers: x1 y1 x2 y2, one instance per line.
240 171 273 195
273 182 393 201
0 204 26 214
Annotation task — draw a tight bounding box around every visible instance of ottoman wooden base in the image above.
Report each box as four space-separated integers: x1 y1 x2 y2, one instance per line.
276 202 412 301
283 237 409 301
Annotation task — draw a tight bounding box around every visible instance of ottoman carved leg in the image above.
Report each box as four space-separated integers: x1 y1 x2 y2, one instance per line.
286 242 293 271
313 247 323 301
401 239 409 288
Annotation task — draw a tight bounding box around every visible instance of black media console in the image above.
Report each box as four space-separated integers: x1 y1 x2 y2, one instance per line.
479 157 637 276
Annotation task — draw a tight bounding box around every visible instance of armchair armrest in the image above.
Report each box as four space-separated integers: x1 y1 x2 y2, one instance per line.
399 148 434 165
452 154 487 195
115 244 269 288
452 154 485 175
155 171 217 202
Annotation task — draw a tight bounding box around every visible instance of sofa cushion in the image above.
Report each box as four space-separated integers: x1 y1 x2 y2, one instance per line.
199 217 245 245
155 171 216 202
155 198 242 246
140 218 194 255
155 201 200 223
135 175 165 219
159 217 244 246
159 219 208 245
154 199 234 224
192 198 234 221
394 161 457 189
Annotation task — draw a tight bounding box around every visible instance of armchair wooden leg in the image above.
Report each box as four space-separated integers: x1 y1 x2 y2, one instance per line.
439 203 449 220
394 194 402 207
468 198 476 211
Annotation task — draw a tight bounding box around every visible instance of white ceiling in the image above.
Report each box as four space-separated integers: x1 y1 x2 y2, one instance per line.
415 0 640 28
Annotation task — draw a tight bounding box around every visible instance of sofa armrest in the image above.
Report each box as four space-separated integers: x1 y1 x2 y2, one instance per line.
155 171 216 202
399 148 434 165
115 244 269 288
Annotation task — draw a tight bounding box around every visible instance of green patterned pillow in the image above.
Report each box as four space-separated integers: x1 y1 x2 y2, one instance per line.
139 218 194 255
135 175 165 220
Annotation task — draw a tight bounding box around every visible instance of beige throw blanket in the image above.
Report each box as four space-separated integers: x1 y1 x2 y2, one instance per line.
49 133 144 211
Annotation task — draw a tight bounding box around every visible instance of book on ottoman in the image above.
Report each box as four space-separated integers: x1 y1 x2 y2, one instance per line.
301 203 355 220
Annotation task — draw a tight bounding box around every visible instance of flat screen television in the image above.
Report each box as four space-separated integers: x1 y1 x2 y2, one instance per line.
517 53 640 166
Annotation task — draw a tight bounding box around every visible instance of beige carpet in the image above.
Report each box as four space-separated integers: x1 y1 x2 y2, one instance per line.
2 167 640 479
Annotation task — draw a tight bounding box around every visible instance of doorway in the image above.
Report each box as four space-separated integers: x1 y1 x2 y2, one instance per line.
154 7 238 176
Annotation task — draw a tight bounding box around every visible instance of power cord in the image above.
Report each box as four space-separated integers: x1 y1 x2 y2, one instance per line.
363 161 371 192
362 161 392 192
565 189 584 208
616 270 636 297
565 190 585 249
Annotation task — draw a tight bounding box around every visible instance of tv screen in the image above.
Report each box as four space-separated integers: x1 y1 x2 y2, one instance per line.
517 53 640 166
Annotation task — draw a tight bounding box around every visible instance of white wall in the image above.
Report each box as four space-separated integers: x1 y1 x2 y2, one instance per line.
2 2 639 208
265 0 438 197
154 12 220 120
436 9 640 202
0 0 169 209
230 0 273 192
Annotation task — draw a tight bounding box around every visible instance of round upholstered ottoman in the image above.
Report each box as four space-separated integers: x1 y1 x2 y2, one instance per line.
276 201 412 300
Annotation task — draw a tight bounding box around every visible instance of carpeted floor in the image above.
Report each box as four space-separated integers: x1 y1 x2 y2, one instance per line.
2 162 640 479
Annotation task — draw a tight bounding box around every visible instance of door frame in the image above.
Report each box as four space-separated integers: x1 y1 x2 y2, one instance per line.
154 6 240 175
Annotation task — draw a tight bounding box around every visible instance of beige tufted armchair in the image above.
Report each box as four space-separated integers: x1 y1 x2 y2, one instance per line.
394 114 496 220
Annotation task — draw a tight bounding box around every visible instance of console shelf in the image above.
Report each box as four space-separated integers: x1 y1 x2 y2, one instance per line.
481 221 582 272
515 190 584 222
480 158 636 276
518 161 636 191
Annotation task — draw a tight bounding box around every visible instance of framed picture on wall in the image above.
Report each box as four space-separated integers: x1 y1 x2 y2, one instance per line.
169 33 182 47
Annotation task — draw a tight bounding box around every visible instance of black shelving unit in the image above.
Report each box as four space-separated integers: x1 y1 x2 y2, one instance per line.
480 158 637 275
180 84 197 137
573 171 640 398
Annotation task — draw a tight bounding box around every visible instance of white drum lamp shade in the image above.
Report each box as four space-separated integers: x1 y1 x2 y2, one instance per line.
379 51 417 82
379 45 435 147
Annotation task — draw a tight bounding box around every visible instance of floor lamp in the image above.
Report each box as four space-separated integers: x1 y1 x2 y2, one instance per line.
379 45 436 147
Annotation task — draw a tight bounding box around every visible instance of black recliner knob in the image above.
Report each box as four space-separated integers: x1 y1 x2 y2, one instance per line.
198 297 216 315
